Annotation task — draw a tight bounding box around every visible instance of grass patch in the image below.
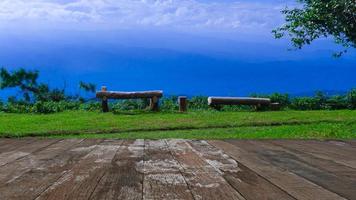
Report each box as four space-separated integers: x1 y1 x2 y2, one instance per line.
48 122 356 140
1 110 355 139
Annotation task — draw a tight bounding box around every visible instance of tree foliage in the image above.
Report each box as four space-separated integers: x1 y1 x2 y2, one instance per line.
0 68 39 101
273 0 356 56
0 68 66 102
79 81 96 93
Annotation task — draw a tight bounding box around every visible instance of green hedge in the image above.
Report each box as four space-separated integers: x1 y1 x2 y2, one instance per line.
1 89 355 114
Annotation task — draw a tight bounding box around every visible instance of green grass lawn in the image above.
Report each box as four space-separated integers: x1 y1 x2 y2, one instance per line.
0 110 355 139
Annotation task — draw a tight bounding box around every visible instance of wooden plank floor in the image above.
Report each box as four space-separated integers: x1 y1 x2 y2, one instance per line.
0 139 356 200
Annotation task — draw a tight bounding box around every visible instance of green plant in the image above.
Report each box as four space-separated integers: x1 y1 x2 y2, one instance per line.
220 105 249 112
111 99 149 112
347 88 356 109
273 0 356 57
189 96 209 110
3 101 32 113
0 68 39 102
80 101 101 111
35 85 66 102
161 96 179 112
0 100 3 112
32 101 81 114
79 81 96 93
290 97 320 110
269 93 290 108
325 95 348 110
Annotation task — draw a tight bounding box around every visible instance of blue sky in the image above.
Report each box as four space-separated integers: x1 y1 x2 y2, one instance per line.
0 0 292 33
0 0 355 97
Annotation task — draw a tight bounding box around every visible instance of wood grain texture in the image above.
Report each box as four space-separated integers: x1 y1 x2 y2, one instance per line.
208 97 271 106
1 139 356 200
0 139 83 185
96 91 163 99
210 140 347 200
89 140 144 200
254 140 356 199
166 140 246 200
187 140 294 200
0 138 37 153
143 140 194 200
0 139 60 167
271 140 356 169
0 139 101 200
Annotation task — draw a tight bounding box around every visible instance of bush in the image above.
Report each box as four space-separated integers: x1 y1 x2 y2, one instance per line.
111 99 150 112
250 93 290 111
161 96 178 112
80 101 101 111
188 96 209 110
32 101 81 114
269 93 290 108
325 95 348 110
290 97 320 110
3 101 33 113
33 101 61 114
0 100 3 112
220 105 250 111
347 89 356 109
313 91 327 109
0 89 355 114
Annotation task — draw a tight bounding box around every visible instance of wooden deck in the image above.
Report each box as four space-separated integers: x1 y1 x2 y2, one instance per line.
0 139 356 200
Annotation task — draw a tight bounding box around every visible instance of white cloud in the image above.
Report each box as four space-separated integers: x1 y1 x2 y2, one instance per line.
0 0 289 31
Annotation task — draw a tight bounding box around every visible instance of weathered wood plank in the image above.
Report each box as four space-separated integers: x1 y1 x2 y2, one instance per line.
272 140 356 169
185 140 295 200
270 140 356 173
89 140 144 200
166 140 246 200
96 90 163 99
143 140 194 200
210 140 346 200
36 139 122 200
208 97 271 106
345 140 356 147
0 139 60 167
0 139 83 185
0 139 101 200
0 138 37 153
253 140 356 199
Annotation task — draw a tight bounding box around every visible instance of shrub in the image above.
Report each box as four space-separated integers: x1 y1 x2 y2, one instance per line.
3 102 32 113
189 96 209 110
32 101 80 114
250 93 290 110
220 105 250 111
313 91 327 109
161 96 178 112
0 100 3 112
347 89 356 109
325 95 348 110
111 99 149 112
33 101 61 114
80 101 101 111
269 93 290 109
290 97 320 110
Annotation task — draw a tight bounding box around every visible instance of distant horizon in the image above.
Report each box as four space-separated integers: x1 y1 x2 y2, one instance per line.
0 0 355 99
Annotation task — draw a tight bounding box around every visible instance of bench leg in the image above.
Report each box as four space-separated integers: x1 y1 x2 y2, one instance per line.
102 97 109 113
150 96 159 111
178 96 187 112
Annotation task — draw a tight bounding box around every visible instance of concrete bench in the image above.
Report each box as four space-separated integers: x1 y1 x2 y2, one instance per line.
96 86 163 112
